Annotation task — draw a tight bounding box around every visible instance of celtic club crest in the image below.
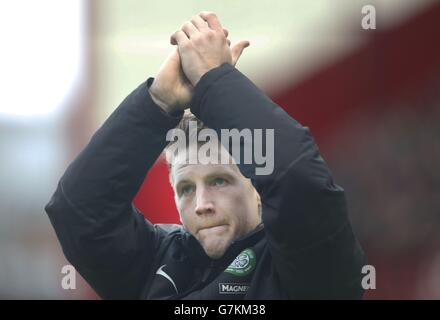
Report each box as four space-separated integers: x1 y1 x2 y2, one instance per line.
225 248 256 276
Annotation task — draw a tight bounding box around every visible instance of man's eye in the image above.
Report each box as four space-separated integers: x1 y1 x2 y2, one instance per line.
212 177 227 186
181 185 195 195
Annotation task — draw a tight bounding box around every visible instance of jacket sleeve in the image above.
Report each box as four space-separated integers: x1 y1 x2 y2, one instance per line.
44 78 183 299
190 63 366 299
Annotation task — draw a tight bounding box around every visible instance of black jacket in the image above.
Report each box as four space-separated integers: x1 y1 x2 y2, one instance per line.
45 63 366 299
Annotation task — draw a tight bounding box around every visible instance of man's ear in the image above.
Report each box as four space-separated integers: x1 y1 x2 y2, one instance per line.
256 191 261 206
255 192 262 217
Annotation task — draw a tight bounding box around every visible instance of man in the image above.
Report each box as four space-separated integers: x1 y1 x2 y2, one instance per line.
45 12 366 299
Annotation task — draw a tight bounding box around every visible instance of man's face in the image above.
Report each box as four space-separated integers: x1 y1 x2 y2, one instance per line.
171 145 261 259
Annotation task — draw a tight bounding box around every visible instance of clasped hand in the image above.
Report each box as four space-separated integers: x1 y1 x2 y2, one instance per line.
149 12 249 113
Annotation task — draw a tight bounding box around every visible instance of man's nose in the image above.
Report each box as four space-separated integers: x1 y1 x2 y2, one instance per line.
195 187 215 216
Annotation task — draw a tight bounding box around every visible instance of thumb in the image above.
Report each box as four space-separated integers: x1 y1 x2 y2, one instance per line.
231 40 250 66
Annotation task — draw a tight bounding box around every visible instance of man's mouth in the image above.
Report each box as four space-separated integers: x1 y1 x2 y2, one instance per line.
198 224 228 234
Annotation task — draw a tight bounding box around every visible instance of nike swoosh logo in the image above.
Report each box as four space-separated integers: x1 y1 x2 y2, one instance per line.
156 264 178 294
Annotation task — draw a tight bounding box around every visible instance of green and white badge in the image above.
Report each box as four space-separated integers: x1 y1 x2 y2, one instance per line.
225 248 256 276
